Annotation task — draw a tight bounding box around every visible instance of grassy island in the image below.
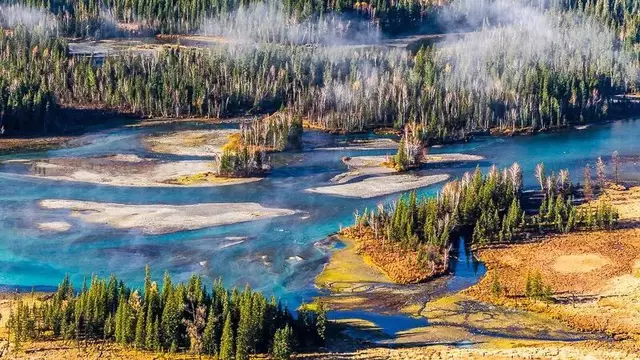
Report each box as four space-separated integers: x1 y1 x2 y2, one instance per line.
341 159 619 285
217 112 302 178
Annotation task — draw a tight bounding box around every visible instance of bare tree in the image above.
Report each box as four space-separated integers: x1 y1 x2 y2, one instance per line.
612 151 620 184
557 169 569 194
596 157 606 190
583 164 593 201
534 163 545 191
509 162 522 191
183 303 207 357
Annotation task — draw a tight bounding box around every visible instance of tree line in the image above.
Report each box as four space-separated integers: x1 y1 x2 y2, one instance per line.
6 0 442 36
7 267 327 359
1 27 635 141
8 0 638 46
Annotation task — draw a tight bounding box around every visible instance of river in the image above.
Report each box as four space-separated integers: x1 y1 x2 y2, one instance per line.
0 118 638 331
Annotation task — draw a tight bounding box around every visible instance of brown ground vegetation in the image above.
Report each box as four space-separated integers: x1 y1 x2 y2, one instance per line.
3 339 193 359
299 340 640 359
0 137 71 153
465 185 640 338
341 227 445 284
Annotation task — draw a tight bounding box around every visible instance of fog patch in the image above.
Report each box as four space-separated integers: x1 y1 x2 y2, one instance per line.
198 1 380 45
436 0 639 93
0 4 59 35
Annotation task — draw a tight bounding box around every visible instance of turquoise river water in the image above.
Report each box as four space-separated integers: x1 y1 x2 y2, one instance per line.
0 119 638 333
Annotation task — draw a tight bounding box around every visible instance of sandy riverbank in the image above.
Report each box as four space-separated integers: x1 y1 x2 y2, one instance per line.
0 136 71 154
143 129 238 157
314 235 454 315
307 174 450 198
330 153 483 184
465 186 640 339
23 154 262 187
40 199 296 235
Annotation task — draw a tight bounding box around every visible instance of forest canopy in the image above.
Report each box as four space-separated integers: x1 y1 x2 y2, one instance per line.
7 268 327 358
0 0 638 137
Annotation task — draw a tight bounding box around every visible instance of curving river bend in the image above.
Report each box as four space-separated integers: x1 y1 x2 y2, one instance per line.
0 118 639 334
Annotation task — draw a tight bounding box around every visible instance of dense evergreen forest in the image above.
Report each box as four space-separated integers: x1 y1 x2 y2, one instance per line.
4 0 441 36
0 0 639 140
350 161 618 282
1 22 636 141
4 0 640 43
7 268 326 359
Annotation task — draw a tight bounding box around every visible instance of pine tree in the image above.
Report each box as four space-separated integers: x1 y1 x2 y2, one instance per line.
220 311 235 360
114 298 125 344
315 304 327 345
144 309 155 350
203 305 218 356
161 270 172 307
149 317 160 351
271 325 293 360
161 288 183 350
143 265 152 307
539 196 548 222
491 274 503 297
134 307 146 349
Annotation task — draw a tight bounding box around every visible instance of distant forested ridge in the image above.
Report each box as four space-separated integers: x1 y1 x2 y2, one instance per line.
3 0 640 45
0 25 635 139
1 0 639 138
5 0 442 35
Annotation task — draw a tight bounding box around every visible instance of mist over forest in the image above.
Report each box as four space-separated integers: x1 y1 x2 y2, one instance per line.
0 0 638 136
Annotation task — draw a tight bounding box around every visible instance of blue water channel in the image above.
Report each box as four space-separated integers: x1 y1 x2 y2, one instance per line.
0 118 638 334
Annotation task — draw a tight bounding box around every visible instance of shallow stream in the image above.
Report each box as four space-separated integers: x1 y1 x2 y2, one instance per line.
0 118 638 335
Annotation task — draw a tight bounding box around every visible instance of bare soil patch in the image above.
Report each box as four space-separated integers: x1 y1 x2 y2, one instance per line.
553 254 611 274
306 174 449 198
22 155 261 187
143 129 238 157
